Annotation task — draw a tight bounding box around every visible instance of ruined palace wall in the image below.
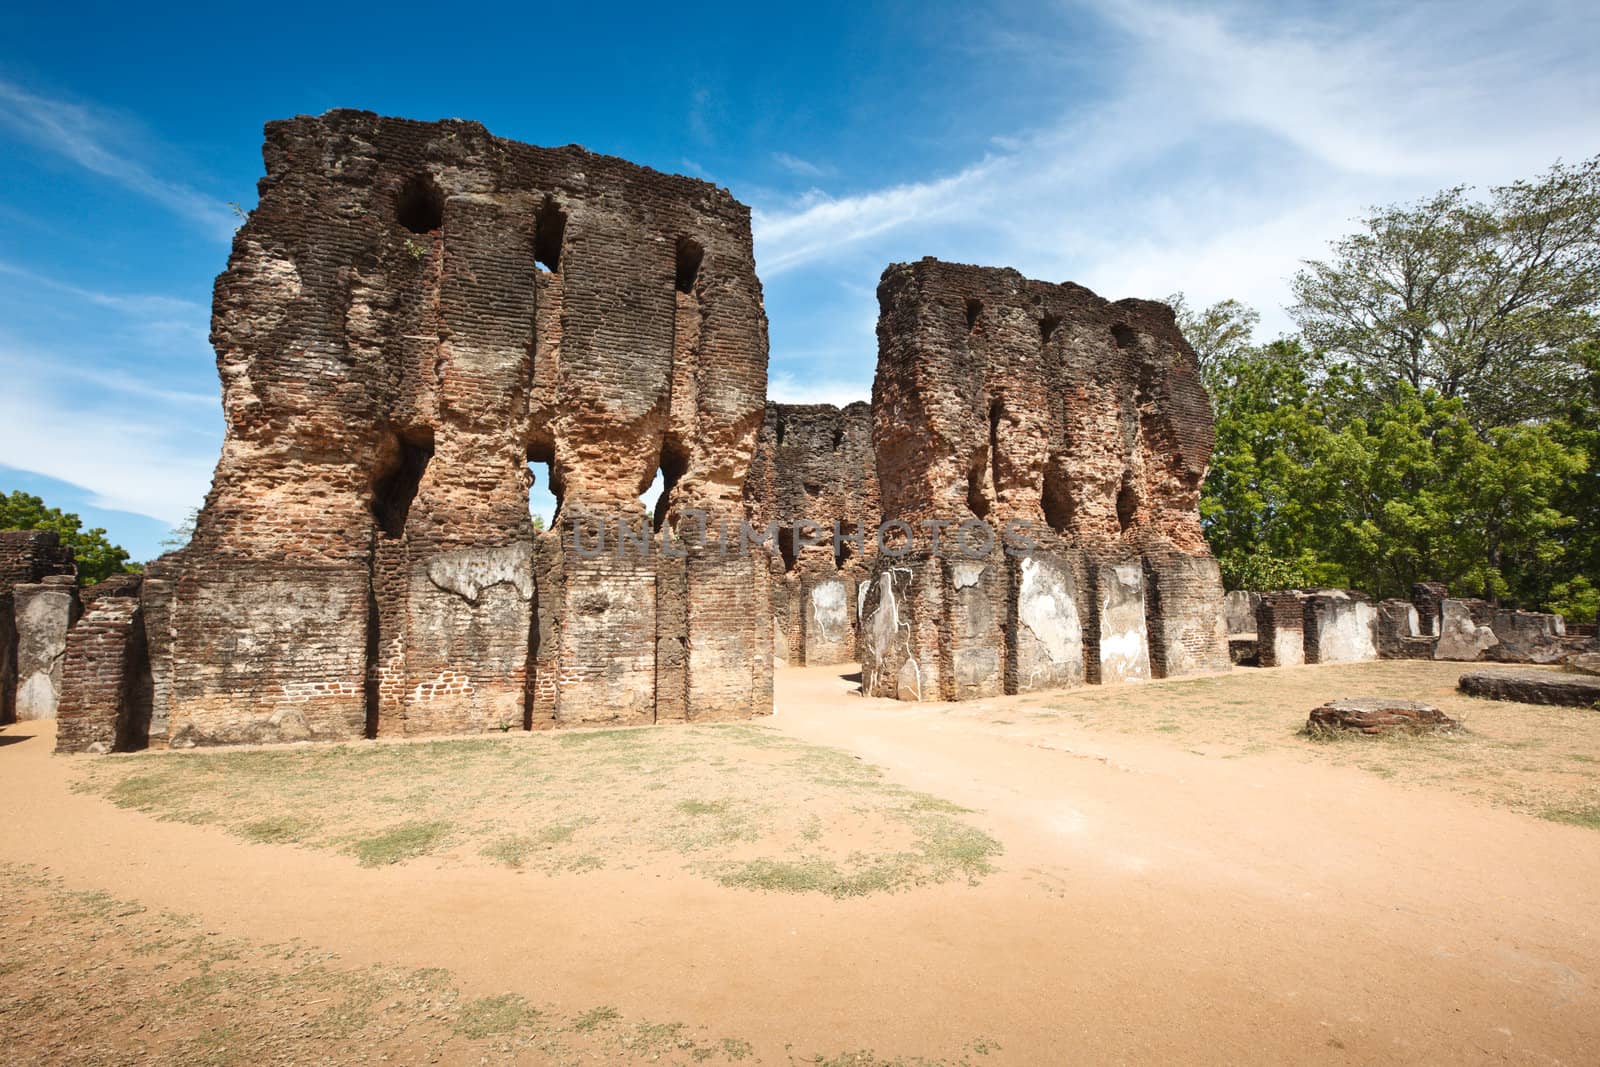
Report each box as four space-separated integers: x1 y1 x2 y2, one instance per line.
861 259 1228 700
745 402 879 666
163 111 769 747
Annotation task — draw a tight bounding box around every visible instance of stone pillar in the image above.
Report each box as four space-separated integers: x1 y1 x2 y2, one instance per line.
1302 591 1377 664
12 575 81 720
1256 594 1305 668
56 597 151 754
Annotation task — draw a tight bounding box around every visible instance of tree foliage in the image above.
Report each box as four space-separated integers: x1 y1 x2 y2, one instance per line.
0 490 139 584
1290 156 1600 429
1195 156 1598 621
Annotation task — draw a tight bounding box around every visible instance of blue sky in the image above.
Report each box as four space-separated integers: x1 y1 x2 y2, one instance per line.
2 0 1597 562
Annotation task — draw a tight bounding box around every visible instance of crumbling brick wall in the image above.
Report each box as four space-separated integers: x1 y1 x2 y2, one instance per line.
0 530 76 725
55 597 152 754
860 259 1229 700
156 111 769 747
745 402 879 666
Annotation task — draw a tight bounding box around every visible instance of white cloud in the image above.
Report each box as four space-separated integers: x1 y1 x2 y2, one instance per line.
0 353 216 523
0 80 239 241
767 371 872 409
772 152 833 178
752 0 1600 352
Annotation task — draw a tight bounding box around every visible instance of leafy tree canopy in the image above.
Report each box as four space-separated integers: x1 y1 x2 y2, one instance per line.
1290 155 1600 429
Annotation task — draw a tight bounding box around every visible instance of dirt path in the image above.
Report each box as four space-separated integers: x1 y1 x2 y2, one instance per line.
3 664 1599 1063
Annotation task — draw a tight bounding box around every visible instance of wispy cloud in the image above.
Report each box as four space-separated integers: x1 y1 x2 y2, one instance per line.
0 338 216 523
771 151 833 178
753 157 1005 275
767 371 871 408
0 260 207 322
752 0 1600 350
0 80 239 241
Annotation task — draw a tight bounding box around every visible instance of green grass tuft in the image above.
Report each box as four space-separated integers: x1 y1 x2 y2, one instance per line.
346 821 452 867
454 993 541 1038
1540 804 1600 830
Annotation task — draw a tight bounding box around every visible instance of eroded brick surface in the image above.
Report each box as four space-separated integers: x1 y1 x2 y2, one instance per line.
745 402 879 666
147 111 769 746
55 597 152 754
860 259 1229 699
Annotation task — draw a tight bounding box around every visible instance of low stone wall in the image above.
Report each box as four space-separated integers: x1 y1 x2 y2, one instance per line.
1302 592 1377 664
1255 594 1305 668
1376 598 1437 660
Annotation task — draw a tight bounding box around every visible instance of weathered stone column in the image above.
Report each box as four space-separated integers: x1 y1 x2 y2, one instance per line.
12 575 81 720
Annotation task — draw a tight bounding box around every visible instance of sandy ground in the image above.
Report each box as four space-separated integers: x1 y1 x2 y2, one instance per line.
3 661 1600 1064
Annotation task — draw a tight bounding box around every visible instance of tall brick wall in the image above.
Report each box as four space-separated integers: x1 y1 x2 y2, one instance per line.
861 259 1229 700
745 402 879 666
156 110 770 747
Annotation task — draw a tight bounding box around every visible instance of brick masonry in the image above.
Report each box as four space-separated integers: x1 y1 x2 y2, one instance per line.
745 402 880 666
55 597 152 754
62 110 773 750
859 259 1230 700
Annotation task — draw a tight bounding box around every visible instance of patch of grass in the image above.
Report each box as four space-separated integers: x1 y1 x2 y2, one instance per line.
454 993 540 1038
712 857 842 894
1540 805 1600 830
574 1005 622 1032
346 820 452 867
677 798 733 816
720 1037 756 1060
80 720 1001 897
709 814 999 899
239 815 314 845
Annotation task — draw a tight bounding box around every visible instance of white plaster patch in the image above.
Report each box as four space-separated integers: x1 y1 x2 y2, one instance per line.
808 579 849 645
427 542 534 603
1019 556 1082 667
950 562 986 590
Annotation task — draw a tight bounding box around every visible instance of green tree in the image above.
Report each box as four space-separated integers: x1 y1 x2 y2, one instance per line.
1291 156 1600 428
1297 390 1582 599
1169 292 1261 387
0 490 139 584
1200 337 1346 589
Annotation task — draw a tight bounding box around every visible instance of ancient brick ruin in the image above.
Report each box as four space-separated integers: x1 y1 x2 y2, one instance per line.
745 402 879 667
28 112 1589 753
859 259 1231 700
49 110 774 751
1223 582 1594 670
